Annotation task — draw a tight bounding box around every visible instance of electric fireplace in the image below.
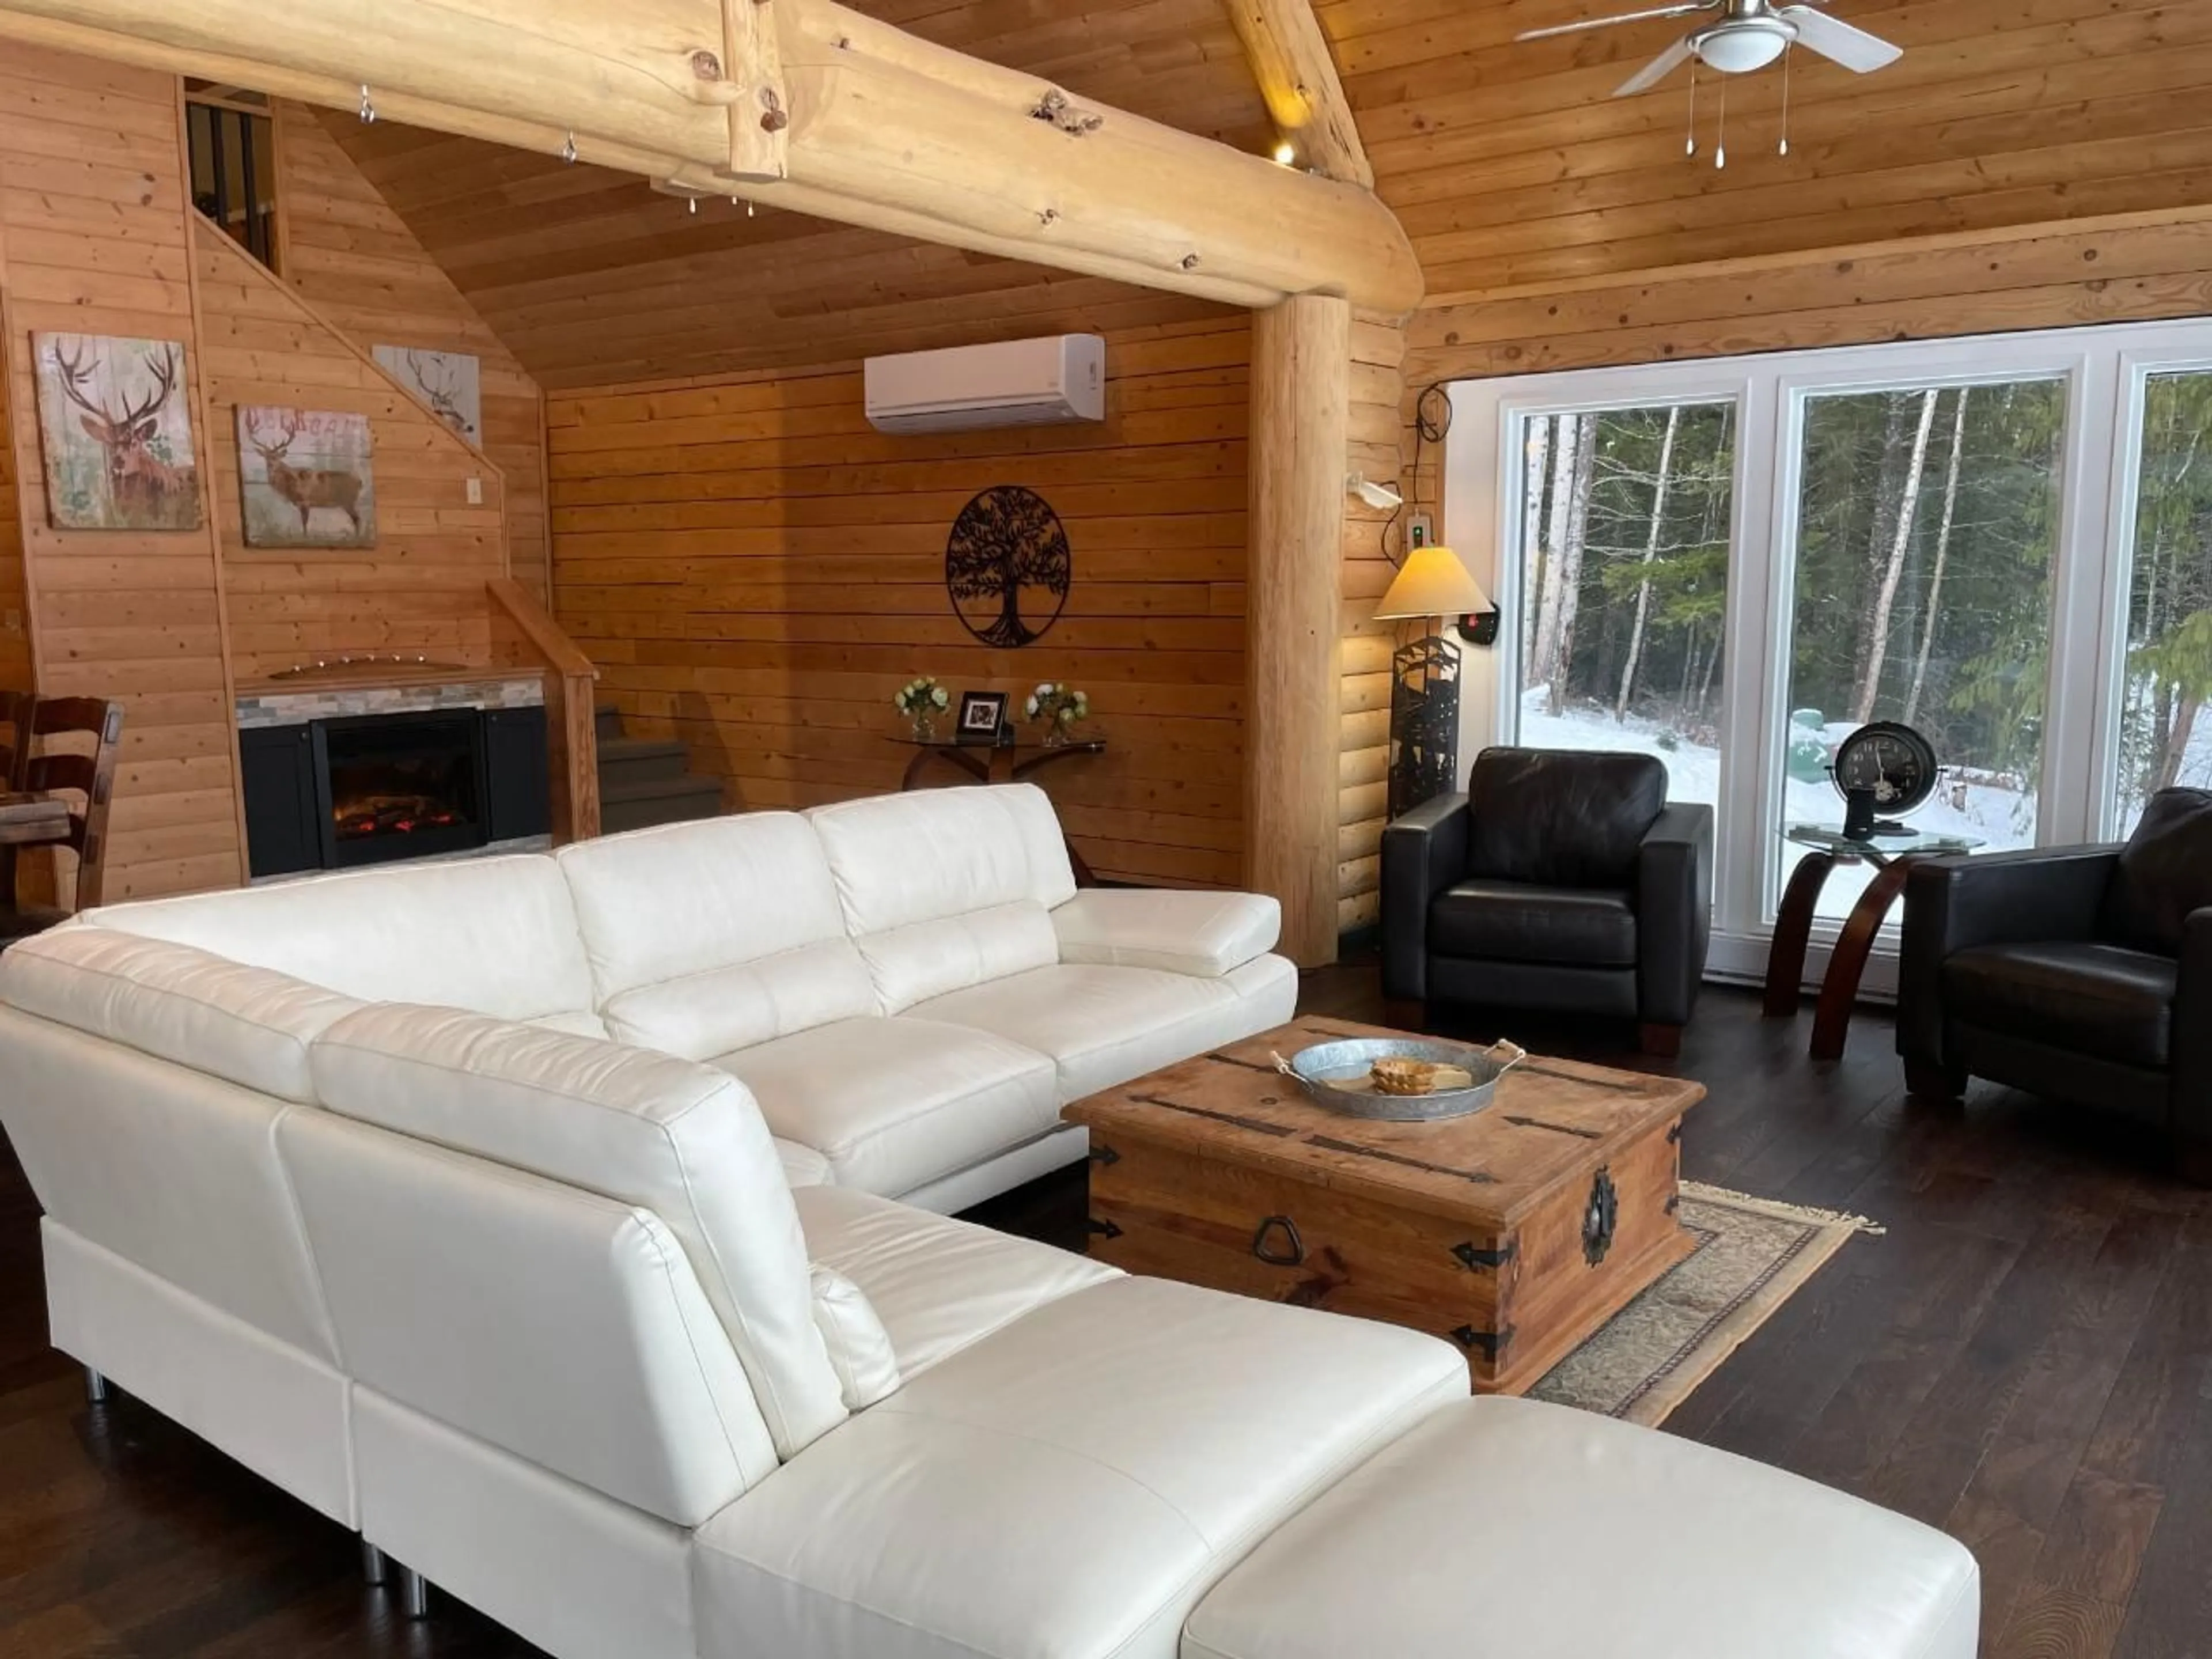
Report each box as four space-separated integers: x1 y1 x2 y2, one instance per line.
314 710 487 868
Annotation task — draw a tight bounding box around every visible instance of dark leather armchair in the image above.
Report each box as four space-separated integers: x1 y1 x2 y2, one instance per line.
1381 748 1713 1056
1899 787 2212 1177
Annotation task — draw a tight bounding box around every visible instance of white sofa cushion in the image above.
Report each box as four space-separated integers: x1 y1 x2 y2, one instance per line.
714 1016 1060 1199
795 1185 1118 1379
808 1265 901 1410
0 926 358 1103
809 786 1075 1011
692 1277 1467 1659
1051 888 1282 978
307 1004 846 1459
83 855 596 1026
774 1138 834 1190
1182 1396 1982 1659
911 956 1299 1103
556 815 876 1059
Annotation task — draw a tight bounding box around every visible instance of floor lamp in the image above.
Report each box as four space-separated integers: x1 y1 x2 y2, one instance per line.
1373 546 1491 820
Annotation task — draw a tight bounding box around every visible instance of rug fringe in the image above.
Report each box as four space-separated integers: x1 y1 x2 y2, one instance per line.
1678 1180 1885 1237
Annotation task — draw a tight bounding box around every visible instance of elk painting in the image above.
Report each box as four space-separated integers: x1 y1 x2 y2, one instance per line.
373 345 481 446
31 332 203 532
236 406 377 549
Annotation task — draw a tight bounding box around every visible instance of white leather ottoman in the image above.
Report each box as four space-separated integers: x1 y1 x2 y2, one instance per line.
1183 1397 1980 1659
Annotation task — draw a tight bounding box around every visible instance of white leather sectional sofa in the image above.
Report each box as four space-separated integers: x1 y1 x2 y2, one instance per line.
0 785 1980 1659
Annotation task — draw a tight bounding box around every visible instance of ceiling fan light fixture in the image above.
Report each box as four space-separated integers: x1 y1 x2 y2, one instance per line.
1693 20 1791 73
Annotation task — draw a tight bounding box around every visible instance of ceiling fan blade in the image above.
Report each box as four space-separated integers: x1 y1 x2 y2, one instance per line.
1778 6 1903 71
1613 36 1695 96
1516 2 1715 43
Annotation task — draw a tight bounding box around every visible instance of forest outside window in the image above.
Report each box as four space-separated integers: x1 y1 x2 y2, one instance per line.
1443 320 2212 985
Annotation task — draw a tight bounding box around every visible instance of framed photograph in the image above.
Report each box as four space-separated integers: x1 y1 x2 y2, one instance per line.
956 690 1009 745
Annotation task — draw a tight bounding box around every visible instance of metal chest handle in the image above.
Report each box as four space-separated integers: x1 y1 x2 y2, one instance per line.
1251 1214 1305 1267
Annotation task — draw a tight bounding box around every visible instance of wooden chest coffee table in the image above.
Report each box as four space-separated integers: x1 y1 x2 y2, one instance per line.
1063 1017 1705 1393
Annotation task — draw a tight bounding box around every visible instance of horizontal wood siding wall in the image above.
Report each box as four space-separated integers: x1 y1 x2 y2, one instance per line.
274 103 548 600
0 49 244 900
1338 315 1404 933
549 318 1251 887
193 218 510 684
0 347 26 690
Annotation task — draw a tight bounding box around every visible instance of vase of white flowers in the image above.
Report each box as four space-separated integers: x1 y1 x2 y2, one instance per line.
895 676 951 742
1024 681 1089 748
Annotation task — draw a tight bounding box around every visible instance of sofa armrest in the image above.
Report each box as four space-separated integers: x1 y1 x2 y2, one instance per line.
1050 888 1280 978
1636 804 1713 1028
1897 846 2122 1069
1380 792 1469 1000
2177 909 2212 1150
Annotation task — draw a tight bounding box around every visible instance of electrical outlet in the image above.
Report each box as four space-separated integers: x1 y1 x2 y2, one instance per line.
465 476 484 505
1408 511 1435 548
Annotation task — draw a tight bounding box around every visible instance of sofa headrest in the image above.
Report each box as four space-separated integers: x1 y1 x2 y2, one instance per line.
808 784 1076 935
1465 747 1667 890
308 1004 849 1458
82 855 596 1025
0 925 360 1103
2103 787 2212 956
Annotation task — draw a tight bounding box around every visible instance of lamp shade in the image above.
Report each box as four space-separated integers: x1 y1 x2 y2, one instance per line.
1372 546 1491 622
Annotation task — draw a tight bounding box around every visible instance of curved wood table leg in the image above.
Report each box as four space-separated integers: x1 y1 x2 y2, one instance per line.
899 745 990 790
1765 849 1838 1017
1809 856 1918 1062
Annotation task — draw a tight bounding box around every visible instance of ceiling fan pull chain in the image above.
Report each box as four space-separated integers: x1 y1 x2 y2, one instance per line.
1778 43 1792 156
1684 59 1698 157
1714 74 1727 170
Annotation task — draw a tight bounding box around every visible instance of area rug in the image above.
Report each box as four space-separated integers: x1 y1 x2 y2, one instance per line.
1527 1184 1879 1426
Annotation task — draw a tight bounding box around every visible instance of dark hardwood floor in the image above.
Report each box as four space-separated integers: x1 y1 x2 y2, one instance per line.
3 968 2208 1657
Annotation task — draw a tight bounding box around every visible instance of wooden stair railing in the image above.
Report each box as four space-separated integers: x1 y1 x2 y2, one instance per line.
487 579 600 843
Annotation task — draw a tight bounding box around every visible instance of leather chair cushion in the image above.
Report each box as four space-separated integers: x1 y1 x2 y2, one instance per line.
795 1184 1119 1381
84 854 599 1027
1427 880 1638 968
1944 942 2177 1069
2101 787 2212 955
1464 747 1668 889
1183 1396 1981 1659
691 1277 1467 1659
715 1014 1060 1198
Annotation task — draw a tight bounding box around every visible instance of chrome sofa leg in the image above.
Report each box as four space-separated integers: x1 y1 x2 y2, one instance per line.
84 1366 111 1406
359 1541 389 1586
396 1566 430 1620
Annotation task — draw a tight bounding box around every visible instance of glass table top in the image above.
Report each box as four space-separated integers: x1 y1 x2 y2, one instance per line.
1786 823 1984 859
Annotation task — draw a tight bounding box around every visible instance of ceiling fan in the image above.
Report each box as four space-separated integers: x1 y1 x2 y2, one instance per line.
1518 0 1902 99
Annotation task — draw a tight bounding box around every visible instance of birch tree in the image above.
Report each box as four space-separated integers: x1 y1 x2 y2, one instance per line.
1615 405 1683 719
1852 388 1941 722
1904 387 1970 725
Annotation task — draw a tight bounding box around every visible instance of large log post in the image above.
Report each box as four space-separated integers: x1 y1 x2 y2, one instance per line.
1247 294 1349 969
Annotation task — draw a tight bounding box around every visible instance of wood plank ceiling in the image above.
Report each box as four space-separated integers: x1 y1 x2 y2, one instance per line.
322 0 1274 388
321 0 2212 389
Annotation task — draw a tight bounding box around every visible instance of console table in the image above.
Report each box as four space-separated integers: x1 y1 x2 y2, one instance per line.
1766 823 1982 1062
889 735 1107 885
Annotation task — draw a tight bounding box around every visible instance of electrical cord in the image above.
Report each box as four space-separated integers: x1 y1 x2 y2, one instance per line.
1382 382 1453 566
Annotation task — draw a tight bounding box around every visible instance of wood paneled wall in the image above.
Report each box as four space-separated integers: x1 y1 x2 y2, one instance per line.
0 350 26 691
274 103 549 600
0 48 245 900
549 318 1251 887
192 218 510 684
1336 315 1406 932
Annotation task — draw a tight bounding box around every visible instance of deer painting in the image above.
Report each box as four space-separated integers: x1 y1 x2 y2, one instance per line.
32 333 203 532
373 345 481 446
237 407 377 549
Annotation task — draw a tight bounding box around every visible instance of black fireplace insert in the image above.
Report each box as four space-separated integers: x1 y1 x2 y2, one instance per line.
238 705 550 878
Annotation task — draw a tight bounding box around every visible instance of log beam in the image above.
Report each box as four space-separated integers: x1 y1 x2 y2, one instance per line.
1220 0 1372 188
1247 294 1351 968
0 0 1419 314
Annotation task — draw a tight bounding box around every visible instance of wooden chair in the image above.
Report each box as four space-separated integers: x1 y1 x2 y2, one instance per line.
1 696 124 946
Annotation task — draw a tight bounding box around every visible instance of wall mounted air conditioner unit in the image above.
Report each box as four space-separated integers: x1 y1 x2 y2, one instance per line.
864 334 1105 434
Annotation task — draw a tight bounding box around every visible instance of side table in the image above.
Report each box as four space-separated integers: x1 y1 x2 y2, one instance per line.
1764 823 1982 1062
887 734 1108 885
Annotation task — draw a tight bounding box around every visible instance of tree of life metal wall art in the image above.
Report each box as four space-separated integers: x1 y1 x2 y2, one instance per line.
945 485 1071 647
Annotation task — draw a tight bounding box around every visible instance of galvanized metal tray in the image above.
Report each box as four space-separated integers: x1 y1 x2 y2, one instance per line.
1273 1035 1527 1122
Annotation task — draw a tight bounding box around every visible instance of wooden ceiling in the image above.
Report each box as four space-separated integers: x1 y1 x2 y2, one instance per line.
320 0 2212 388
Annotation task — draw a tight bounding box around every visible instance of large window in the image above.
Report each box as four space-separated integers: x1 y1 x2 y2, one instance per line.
1444 320 2212 987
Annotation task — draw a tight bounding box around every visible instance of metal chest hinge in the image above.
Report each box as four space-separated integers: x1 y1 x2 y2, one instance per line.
1087 1217 1123 1240
1666 1120 1685 1145
1087 1144 1121 1166
1451 1239 1517 1271
1448 1323 1514 1361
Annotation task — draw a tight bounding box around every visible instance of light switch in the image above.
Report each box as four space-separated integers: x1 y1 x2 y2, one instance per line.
465 476 484 505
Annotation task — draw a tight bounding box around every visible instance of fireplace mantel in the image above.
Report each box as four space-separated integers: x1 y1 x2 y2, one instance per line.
236 675 545 732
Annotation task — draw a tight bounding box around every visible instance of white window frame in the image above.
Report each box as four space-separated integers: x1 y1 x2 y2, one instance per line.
1441 317 2212 993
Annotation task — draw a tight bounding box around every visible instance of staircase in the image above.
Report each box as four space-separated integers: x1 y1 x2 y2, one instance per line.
595 703 725 834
